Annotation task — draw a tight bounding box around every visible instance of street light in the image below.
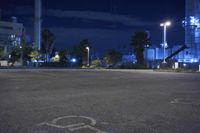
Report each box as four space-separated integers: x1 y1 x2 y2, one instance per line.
86 46 90 66
160 21 171 63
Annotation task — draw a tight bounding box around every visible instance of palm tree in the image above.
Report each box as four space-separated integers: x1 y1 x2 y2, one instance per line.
42 29 55 62
131 32 150 65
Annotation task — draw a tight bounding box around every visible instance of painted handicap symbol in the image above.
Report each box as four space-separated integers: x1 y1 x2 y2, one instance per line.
37 115 107 133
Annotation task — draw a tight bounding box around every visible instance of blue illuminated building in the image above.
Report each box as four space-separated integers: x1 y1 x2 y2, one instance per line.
143 0 200 67
182 0 200 62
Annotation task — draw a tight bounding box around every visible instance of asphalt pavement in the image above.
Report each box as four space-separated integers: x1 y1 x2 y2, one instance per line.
0 69 200 133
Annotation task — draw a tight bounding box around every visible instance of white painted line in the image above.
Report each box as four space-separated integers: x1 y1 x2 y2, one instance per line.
171 98 200 106
69 125 107 133
37 115 107 133
51 115 96 126
38 122 86 129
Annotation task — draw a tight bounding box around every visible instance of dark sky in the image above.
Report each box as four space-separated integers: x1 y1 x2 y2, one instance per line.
0 0 185 53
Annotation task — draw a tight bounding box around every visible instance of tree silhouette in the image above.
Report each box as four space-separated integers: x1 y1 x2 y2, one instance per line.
131 32 150 65
42 29 55 62
104 49 122 66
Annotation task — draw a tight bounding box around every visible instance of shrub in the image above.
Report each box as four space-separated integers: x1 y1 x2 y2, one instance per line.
91 59 101 68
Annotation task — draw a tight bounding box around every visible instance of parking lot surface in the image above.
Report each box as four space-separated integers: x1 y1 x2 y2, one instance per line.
0 69 200 133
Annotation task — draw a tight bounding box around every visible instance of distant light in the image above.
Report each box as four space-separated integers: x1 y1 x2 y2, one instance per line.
53 52 60 62
10 35 15 40
161 42 168 48
160 21 171 27
190 16 200 28
37 60 44 63
86 47 89 50
166 21 171 26
183 64 187 67
32 59 37 63
55 55 59 58
194 59 198 62
71 58 77 63
183 16 200 28
178 59 182 62
190 58 198 63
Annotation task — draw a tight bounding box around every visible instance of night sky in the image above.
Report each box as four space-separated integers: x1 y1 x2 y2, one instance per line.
0 0 185 54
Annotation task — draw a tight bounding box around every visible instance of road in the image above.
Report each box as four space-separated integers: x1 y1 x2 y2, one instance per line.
0 69 200 133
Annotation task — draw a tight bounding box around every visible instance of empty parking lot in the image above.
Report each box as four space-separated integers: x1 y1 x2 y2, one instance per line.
0 69 200 133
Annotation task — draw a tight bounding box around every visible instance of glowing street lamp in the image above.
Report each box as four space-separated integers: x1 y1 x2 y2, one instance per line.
160 21 171 63
86 46 90 66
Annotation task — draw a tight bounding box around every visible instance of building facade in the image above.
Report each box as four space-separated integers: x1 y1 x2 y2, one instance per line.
0 18 24 59
182 0 200 62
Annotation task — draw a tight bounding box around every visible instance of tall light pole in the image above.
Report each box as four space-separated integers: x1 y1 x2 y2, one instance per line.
20 46 23 66
160 21 171 63
86 47 90 66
